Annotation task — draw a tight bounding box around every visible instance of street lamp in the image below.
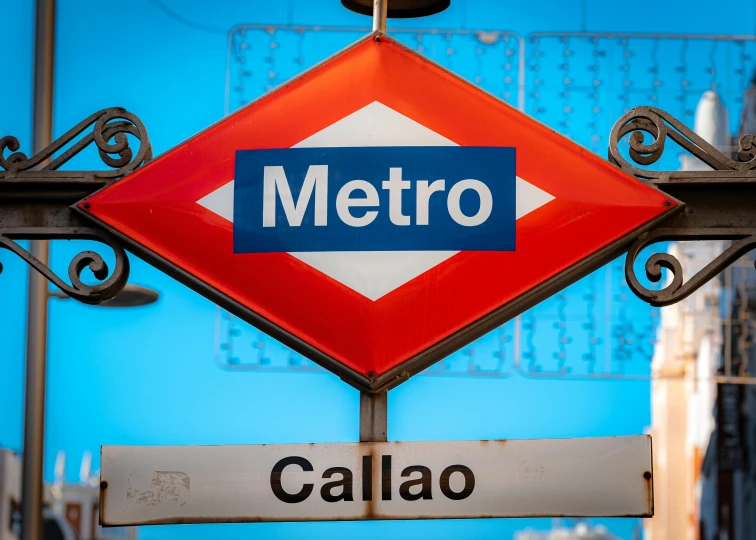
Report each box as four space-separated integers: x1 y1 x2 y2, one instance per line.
341 0 450 18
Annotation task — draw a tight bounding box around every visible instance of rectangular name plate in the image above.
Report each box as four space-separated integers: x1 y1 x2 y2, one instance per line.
100 436 653 525
233 146 516 253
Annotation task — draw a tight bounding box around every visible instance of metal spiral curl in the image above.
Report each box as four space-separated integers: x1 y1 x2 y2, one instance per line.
0 228 130 304
625 228 756 307
0 107 151 177
608 106 756 179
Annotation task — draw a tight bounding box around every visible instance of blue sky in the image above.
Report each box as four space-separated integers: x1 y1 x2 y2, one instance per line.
1 1 754 538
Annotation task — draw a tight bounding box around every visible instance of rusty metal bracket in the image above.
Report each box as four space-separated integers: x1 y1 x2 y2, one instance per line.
609 106 756 307
0 107 151 304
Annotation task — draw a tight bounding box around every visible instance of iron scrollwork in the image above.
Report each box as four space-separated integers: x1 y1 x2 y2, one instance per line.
625 228 756 307
0 108 151 304
610 106 756 307
0 228 130 305
0 107 152 177
608 105 756 179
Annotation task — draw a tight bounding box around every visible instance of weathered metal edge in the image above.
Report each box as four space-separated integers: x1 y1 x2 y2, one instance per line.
103 510 653 527
371 202 683 392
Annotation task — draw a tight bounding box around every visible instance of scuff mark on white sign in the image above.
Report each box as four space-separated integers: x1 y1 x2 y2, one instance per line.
127 471 190 507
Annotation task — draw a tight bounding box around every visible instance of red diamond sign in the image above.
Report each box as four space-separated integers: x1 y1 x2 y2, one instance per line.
78 34 676 392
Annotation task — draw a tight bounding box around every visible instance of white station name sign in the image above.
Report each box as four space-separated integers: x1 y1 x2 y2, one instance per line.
100 436 652 525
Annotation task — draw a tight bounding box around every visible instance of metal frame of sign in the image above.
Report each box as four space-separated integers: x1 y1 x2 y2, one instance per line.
75 32 681 393
78 206 678 393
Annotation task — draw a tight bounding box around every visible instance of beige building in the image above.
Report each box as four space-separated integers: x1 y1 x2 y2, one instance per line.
644 241 723 540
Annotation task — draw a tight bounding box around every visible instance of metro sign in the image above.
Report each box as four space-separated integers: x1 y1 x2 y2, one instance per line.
78 34 676 391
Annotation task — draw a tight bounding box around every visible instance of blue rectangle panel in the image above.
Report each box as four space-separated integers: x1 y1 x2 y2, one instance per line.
233 146 515 253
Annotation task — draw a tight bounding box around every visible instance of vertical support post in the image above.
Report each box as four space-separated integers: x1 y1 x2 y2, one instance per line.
724 264 732 377
372 0 387 33
360 391 387 442
22 0 54 539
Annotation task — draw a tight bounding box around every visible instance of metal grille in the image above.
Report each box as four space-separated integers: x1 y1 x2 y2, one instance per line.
218 26 756 383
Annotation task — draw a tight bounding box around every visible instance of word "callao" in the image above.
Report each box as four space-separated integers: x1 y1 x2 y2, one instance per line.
269 454 475 504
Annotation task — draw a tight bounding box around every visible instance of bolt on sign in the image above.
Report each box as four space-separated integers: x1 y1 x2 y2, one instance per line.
78 33 676 393
100 437 653 525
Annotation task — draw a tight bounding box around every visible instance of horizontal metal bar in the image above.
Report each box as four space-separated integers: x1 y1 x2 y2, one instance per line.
0 206 89 231
0 176 108 231
0 177 108 201
652 180 756 230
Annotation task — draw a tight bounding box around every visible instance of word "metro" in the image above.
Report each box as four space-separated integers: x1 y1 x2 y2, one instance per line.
233 146 516 253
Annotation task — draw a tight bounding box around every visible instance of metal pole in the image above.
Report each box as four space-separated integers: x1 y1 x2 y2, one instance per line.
372 0 387 33
359 391 387 442
22 0 54 538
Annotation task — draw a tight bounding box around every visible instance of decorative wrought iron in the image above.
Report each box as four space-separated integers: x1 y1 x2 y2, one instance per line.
610 106 756 307
0 107 151 178
0 227 130 305
609 106 756 179
0 108 151 304
625 228 756 307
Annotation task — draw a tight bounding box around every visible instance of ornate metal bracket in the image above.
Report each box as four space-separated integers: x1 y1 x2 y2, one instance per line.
610 106 756 307
0 108 151 304
1 104 754 310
